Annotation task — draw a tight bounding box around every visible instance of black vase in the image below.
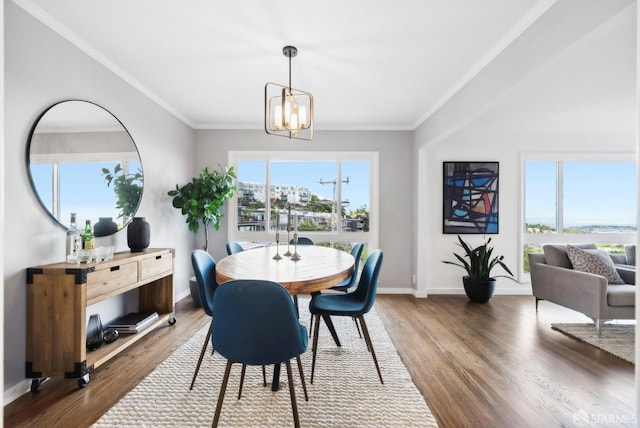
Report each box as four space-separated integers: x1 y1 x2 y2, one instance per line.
86 314 104 351
127 217 150 252
94 217 118 237
463 276 496 303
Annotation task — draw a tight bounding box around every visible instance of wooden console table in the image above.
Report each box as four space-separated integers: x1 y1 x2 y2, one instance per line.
25 248 175 391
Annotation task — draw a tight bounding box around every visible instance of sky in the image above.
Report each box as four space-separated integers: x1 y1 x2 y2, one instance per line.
238 160 370 211
525 161 637 227
30 161 141 227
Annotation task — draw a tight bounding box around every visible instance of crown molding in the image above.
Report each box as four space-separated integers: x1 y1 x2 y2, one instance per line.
13 0 195 128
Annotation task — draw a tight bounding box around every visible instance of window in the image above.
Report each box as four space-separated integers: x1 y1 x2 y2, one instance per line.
30 158 141 227
228 151 378 251
522 155 637 274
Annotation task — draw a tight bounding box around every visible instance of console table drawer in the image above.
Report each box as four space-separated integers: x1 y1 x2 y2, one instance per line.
87 261 138 301
140 252 173 281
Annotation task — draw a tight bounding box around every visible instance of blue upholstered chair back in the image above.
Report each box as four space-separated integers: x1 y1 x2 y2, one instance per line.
226 241 244 255
212 280 308 366
352 250 384 314
191 249 218 317
291 236 315 246
343 243 364 288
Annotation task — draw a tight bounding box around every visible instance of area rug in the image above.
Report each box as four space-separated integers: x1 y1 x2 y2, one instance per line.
551 323 635 364
93 299 438 427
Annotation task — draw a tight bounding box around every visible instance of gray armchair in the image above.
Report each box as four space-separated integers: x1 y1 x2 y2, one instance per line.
528 245 635 334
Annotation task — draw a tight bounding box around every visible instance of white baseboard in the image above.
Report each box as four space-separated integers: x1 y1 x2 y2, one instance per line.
5 379 31 406
175 288 191 303
426 287 533 295
377 287 415 295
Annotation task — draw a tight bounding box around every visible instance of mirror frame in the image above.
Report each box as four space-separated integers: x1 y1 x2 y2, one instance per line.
26 99 143 234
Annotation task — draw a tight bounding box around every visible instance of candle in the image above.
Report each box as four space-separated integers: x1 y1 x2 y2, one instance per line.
276 208 279 231
294 213 298 232
287 204 291 232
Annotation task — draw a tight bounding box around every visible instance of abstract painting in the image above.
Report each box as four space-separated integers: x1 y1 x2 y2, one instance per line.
443 162 499 234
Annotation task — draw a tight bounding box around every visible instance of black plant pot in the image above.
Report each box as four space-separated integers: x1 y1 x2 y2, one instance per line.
463 276 496 303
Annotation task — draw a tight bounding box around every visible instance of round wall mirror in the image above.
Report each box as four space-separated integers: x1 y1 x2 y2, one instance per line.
26 100 143 235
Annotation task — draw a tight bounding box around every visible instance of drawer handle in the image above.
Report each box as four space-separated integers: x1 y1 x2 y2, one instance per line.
156 255 162 260
110 266 120 272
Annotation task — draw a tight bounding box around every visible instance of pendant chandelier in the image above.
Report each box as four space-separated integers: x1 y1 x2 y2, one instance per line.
265 46 314 140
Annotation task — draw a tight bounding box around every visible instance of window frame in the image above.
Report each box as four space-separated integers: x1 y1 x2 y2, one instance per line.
227 151 379 250
520 151 637 277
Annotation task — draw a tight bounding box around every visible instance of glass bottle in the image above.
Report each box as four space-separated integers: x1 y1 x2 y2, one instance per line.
83 219 95 253
65 213 81 263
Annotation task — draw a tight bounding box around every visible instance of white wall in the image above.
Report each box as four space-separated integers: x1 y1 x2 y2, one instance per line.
194 129 414 292
417 129 635 295
4 2 195 401
413 2 636 296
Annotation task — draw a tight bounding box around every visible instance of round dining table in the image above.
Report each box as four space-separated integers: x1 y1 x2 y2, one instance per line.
215 244 355 295
216 244 355 391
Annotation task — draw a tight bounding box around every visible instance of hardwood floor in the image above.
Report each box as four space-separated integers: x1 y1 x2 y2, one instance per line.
376 295 635 428
4 295 635 427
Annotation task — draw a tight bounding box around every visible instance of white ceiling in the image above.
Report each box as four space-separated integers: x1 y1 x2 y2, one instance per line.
15 0 618 131
467 1 637 132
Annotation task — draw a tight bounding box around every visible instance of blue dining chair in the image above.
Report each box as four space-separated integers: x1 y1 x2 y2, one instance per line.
290 236 315 246
211 279 309 428
189 249 219 390
309 243 365 336
330 243 364 292
226 241 244 255
309 250 384 384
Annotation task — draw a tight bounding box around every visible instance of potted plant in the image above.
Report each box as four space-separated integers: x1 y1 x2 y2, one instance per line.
168 166 236 306
168 165 236 251
442 235 518 303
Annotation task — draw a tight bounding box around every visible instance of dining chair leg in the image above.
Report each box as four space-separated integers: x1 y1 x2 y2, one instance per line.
358 315 383 384
286 360 301 428
262 365 267 387
309 314 313 338
190 324 213 390
310 314 321 384
295 355 308 401
238 364 247 399
293 295 299 318
212 360 233 428
353 316 363 339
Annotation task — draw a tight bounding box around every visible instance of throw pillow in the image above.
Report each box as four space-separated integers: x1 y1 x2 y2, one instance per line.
566 245 625 285
542 243 597 269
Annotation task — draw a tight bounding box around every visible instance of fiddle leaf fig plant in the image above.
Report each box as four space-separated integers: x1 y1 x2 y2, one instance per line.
168 166 236 251
102 163 143 221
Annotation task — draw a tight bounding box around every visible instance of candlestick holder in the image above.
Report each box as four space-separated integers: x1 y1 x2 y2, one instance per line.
291 233 301 261
273 232 282 260
284 224 292 257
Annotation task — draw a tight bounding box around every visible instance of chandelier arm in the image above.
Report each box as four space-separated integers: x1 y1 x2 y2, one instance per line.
288 53 292 91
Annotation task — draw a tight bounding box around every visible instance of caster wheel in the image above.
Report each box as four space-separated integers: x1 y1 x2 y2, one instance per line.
30 377 45 393
168 316 176 325
78 374 91 388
